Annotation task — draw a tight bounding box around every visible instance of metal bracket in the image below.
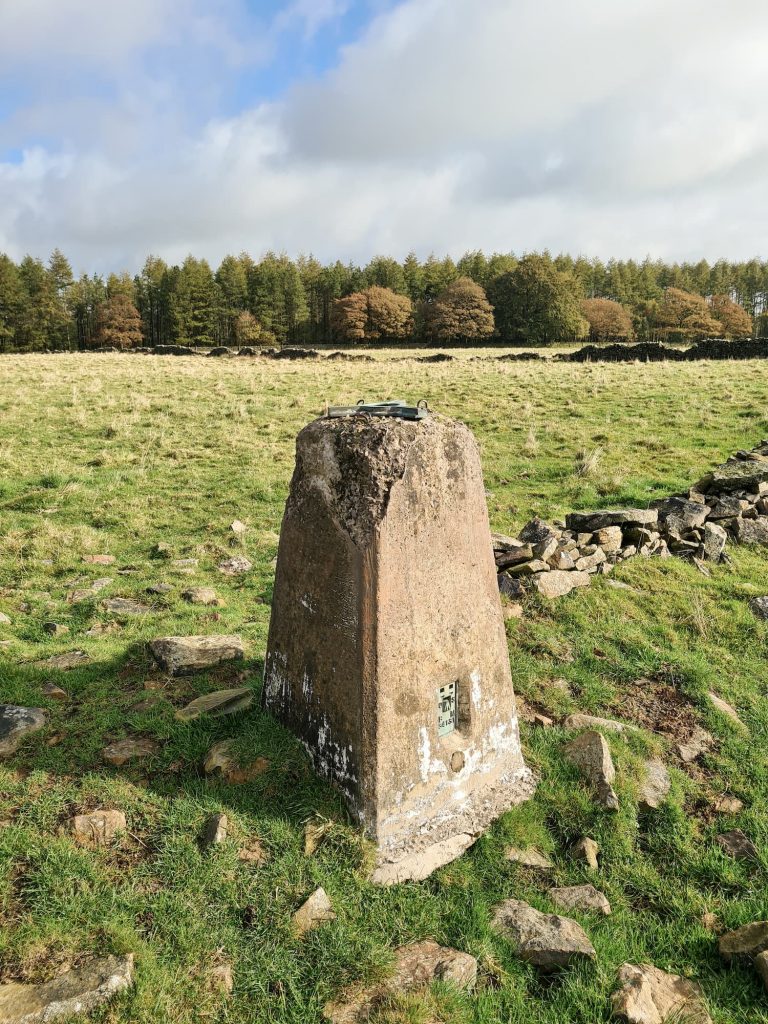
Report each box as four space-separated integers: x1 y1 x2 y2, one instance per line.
325 399 430 421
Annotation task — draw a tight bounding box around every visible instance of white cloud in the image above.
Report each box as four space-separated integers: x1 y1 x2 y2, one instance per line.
1 0 768 270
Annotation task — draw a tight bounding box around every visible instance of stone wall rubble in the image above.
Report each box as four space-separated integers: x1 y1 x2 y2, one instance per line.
496 440 768 599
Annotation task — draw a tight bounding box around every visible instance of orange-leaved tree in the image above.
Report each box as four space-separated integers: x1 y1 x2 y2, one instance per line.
94 294 144 349
422 276 495 343
709 294 753 339
580 297 634 342
331 286 413 343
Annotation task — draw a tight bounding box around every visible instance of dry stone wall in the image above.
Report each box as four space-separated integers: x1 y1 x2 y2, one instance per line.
496 439 768 599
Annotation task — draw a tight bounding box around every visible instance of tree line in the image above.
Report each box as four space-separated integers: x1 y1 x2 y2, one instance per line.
0 248 766 352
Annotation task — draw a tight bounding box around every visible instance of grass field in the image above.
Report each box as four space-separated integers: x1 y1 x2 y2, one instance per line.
1 351 768 1023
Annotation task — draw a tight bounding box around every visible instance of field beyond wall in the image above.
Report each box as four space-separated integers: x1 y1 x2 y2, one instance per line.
1 352 768 1023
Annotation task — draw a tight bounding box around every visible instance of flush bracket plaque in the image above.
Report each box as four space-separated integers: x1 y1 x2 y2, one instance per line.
437 681 457 737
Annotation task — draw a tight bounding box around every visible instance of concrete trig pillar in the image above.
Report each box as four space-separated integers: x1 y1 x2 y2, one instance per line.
263 407 535 882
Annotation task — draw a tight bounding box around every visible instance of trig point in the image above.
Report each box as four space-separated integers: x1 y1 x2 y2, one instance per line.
263 402 535 882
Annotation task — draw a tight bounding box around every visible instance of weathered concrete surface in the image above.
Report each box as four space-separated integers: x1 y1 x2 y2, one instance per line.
264 414 534 878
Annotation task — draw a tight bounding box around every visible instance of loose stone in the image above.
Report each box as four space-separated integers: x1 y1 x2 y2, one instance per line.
217 556 253 575
611 962 712 1024
563 713 628 734
572 836 599 871
324 940 477 1024
533 569 590 599
716 829 758 861
32 651 90 670
712 794 743 814
505 847 554 870
750 596 768 620
41 682 68 701
491 898 596 971
102 737 159 766
70 810 127 845
718 920 768 960
0 705 46 758
182 587 222 606
548 884 611 915
564 730 619 810
0 954 134 1024
43 622 69 636
103 597 150 616
675 726 713 764
149 635 244 675
707 692 747 731
201 812 228 849
755 951 768 992
292 887 336 936
638 760 671 812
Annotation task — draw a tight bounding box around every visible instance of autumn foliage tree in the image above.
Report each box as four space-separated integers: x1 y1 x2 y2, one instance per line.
331 286 412 343
709 294 753 338
94 294 143 349
653 287 721 341
580 297 634 342
422 276 495 343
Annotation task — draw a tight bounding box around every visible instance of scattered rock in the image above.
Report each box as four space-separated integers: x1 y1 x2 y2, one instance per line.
0 612 10 625
32 651 90 670
238 838 267 864
103 597 150 616
324 940 477 1024
566 509 658 533
572 837 599 871
43 622 69 636
750 596 768 620
147 583 173 594
70 810 127 845
519 518 561 545
505 847 554 870
605 580 638 592
712 794 743 814
611 962 712 1024
102 737 159 766
149 635 244 675
292 887 336 936
491 898 596 971
0 954 134 1024
716 829 758 861
563 713 628 734
707 692 747 731
733 517 768 544
200 812 228 849
0 705 46 757
701 522 727 561
203 740 269 783
638 760 671 812
548 884 611 916
208 963 234 995
718 920 768 960
564 730 619 810
675 727 713 764
175 687 253 721
83 554 116 565
217 556 252 576
503 602 524 620
41 682 68 701
182 587 222 606
755 951 768 992
533 569 590 599
230 520 247 536
171 558 198 570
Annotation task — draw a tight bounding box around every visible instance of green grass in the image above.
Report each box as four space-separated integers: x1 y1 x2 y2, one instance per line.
1 351 768 1023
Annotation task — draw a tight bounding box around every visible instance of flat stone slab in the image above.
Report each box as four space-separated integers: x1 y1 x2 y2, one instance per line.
102 738 159 766
102 598 150 616
70 810 127 845
697 459 768 494
32 651 90 671
566 509 658 532
217 556 253 576
0 705 46 758
0 954 134 1024
611 962 712 1024
548 884 611 916
149 635 244 675
324 940 477 1024
707 692 747 731
491 898 596 971
716 829 758 861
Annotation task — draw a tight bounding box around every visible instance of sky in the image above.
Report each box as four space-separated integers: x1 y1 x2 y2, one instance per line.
1 0 768 273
